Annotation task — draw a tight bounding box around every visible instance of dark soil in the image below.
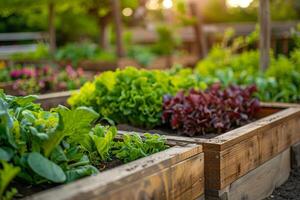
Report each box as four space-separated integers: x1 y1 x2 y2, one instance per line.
118 124 230 139
265 167 300 200
13 159 123 199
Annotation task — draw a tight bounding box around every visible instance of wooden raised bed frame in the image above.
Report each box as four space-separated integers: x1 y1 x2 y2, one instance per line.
25 141 204 200
118 103 300 199
37 92 300 199
37 91 72 109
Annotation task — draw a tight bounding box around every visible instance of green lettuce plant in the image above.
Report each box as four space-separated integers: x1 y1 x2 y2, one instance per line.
68 67 207 127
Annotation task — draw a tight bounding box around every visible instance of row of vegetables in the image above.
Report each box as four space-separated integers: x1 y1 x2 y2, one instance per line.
0 91 167 199
69 67 260 136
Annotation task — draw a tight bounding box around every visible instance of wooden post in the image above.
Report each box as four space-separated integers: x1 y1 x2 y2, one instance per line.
111 0 124 57
189 0 208 59
259 0 271 71
48 2 56 54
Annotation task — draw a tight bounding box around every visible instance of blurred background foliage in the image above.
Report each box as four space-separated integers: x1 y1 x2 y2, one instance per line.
0 0 299 46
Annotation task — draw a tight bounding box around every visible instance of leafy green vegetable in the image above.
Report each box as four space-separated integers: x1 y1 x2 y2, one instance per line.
91 125 117 161
68 67 206 127
55 43 116 66
0 148 13 161
113 133 168 163
0 90 168 198
65 165 98 183
28 152 66 183
195 29 300 103
43 106 99 157
0 161 20 200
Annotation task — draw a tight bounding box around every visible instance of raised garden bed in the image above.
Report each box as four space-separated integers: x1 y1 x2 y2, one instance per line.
117 104 300 200
1 91 205 200
37 91 300 199
24 141 204 200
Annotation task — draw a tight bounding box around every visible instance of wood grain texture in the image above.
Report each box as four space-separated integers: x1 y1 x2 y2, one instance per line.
25 144 204 200
206 148 290 200
37 90 73 109
204 107 300 151
260 102 300 109
119 106 300 191
205 108 300 189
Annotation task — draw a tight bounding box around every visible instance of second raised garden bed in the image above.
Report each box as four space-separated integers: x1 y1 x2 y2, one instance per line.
118 103 300 200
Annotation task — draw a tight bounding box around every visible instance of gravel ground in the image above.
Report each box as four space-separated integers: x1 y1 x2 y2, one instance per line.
265 167 300 200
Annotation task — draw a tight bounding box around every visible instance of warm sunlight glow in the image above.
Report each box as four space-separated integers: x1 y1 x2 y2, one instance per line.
227 0 253 8
146 0 160 10
162 0 173 9
122 8 133 17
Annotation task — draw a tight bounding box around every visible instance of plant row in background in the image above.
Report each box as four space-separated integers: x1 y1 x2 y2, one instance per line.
68 67 260 136
195 28 300 103
10 43 117 67
0 91 167 199
0 64 89 95
9 25 185 68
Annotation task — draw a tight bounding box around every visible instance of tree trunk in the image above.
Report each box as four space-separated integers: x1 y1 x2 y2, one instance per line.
111 0 124 57
48 2 56 54
259 0 271 71
99 18 109 49
189 0 208 59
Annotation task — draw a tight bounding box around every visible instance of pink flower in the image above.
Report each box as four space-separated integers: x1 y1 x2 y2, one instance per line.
10 70 22 79
66 65 76 78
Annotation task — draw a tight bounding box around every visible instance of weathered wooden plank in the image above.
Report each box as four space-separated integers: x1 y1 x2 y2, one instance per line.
98 153 204 200
206 148 290 200
260 102 300 109
25 144 204 200
118 106 300 191
204 107 300 151
37 90 73 109
205 110 300 189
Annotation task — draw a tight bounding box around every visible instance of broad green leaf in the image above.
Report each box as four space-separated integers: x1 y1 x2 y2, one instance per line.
43 106 99 157
27 152 66 183
65 165 98 183
0 148 13 161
